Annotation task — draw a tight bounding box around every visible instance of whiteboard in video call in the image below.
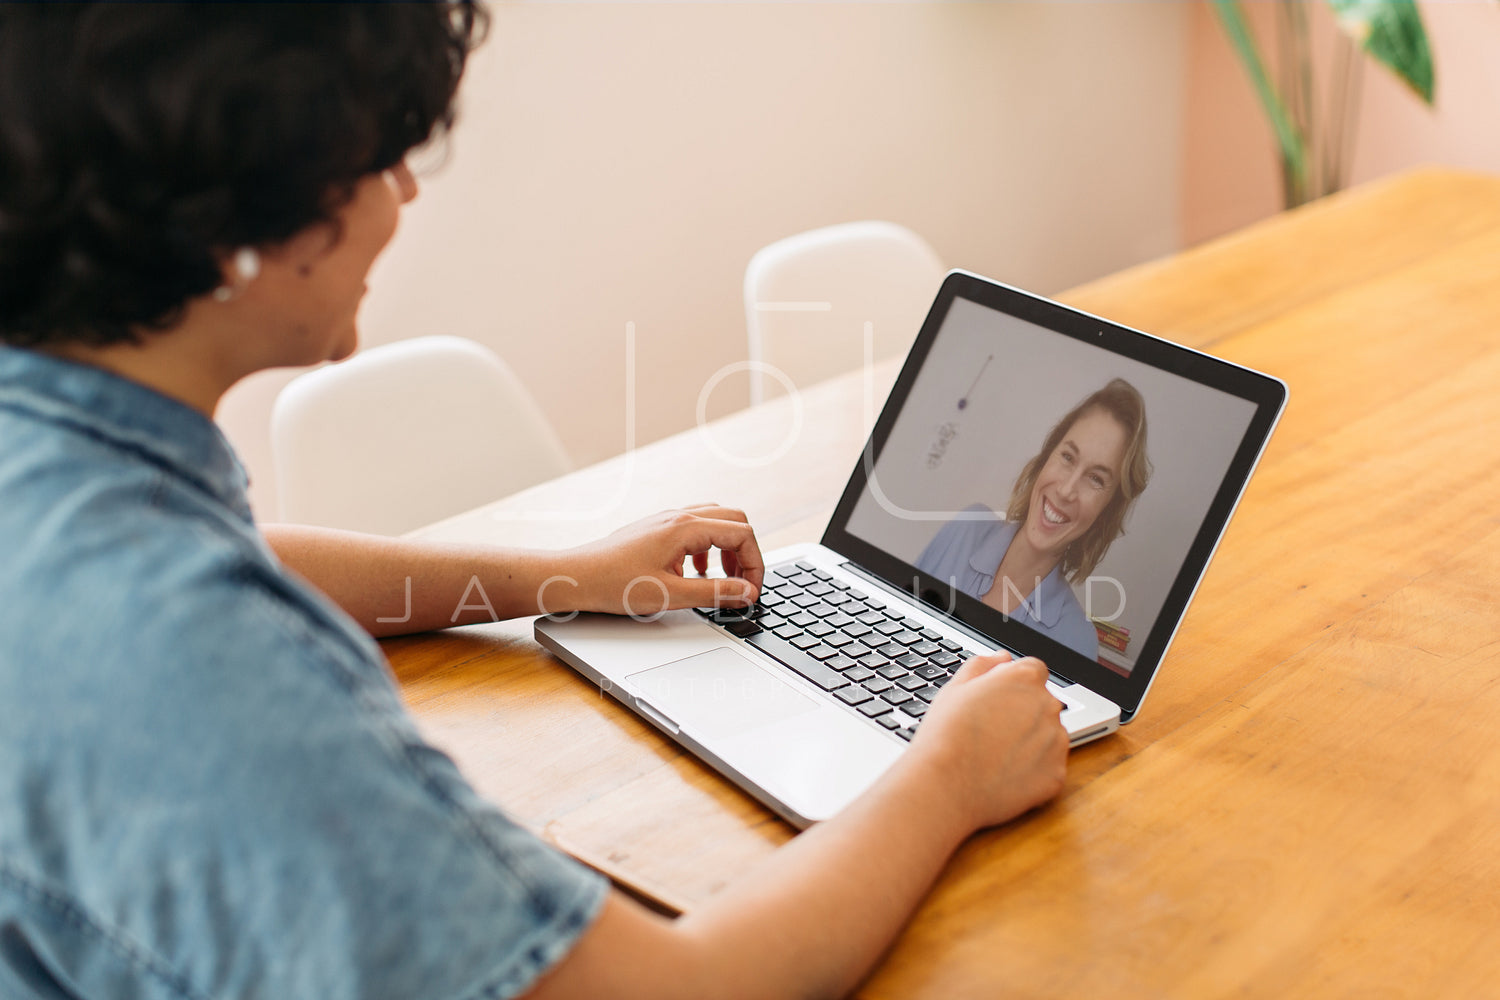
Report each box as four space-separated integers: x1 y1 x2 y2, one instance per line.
844 297 1258 674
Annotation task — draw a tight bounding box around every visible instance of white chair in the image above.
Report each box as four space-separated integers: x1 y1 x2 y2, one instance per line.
743 221 945 404
271 336 571 536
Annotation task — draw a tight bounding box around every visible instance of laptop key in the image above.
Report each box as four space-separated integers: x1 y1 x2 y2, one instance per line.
931 651 962 667
744 631 849 693
834 686 873 707
825 613 855 629
806 645 839 661
938 638 963 652
789 635 820 650
861 677 894 695
896 674 928 691
772 624 801 640
877 643 907 659
842 642 874 660
843 622 873 639
890 631 924 646
910 641 942 657
806 603 837 618
881 688 914 706
806 622 834 638
856 611 885 626
856 699 891 718
875 663 907 680
876 714 901 730
789 612 817 628
825 655 856 672
913 664 947 681
895 653 927 670
903 700 929 718
724 619 763 638
842 666 876 683
824 633 854 648
912 686 942 704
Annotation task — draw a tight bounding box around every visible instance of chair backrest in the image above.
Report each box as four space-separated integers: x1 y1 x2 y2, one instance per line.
743 221 945 404
271 335 571 535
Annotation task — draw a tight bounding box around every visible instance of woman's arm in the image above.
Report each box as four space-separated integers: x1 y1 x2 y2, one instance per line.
261 506 764 638
523 653 1069 1000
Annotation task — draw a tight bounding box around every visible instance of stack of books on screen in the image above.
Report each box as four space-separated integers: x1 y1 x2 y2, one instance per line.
1091 620 1130 656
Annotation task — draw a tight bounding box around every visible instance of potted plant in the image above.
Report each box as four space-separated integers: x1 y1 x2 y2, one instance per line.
1212 0 1435 208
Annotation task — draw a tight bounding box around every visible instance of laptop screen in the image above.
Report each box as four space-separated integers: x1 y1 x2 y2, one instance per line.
821 271 1286 719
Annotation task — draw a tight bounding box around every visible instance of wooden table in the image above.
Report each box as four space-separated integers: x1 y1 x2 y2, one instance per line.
385 168 1500 997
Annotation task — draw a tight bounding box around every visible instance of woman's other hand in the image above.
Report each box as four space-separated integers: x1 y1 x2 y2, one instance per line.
560 505 764 616
910 652 1069 830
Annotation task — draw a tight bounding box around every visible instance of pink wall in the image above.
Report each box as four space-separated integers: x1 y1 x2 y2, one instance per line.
1184 0 1500 247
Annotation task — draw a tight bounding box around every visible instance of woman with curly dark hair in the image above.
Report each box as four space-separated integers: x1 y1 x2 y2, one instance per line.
0 5 1067 998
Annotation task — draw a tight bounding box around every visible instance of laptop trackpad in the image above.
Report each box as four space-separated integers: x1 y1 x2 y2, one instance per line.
627 647 818 740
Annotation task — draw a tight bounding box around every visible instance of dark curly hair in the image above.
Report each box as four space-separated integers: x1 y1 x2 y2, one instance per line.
0 2 487 348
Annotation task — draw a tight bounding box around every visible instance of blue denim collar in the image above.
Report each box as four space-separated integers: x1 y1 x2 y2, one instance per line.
0 346 251 522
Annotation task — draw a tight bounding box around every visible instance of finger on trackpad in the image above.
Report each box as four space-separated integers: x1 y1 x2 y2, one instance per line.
626 647 818 740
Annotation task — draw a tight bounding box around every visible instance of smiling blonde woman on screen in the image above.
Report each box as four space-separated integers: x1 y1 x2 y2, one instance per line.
917 379 1153 659
0 4 1067 999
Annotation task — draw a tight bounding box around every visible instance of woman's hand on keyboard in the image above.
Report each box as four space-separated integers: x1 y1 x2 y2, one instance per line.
565 505 765 616
913 652 1069 830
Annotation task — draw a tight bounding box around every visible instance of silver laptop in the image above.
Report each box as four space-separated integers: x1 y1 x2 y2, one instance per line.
537 270 1286 827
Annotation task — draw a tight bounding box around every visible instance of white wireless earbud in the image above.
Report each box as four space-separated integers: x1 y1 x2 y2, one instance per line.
213 246 261 303
233 246 260 282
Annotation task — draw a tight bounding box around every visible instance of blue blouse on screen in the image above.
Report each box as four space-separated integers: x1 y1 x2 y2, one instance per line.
914 503 1099 660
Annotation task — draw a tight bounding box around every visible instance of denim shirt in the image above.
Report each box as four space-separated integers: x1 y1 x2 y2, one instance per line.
914 503 1099 660
0 347 604 1000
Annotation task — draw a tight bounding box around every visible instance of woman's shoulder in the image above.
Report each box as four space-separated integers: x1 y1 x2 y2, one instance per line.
919 503 1007 559
946 503 1008 537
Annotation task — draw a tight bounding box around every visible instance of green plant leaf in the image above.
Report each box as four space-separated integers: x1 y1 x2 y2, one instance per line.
1325 0 1435 103
1211 0 1307 182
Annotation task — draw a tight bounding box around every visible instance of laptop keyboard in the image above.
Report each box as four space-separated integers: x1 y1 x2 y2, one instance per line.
696 561 977 742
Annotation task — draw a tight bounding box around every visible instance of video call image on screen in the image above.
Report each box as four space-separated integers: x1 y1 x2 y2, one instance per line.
845 297 1258 675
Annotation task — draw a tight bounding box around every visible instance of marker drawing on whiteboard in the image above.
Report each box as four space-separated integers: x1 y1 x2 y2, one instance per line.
927 353 994 469
956 354 993 411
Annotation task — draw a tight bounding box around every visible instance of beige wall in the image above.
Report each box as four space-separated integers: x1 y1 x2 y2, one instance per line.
220 1 1189 520
1184 0 1500 246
